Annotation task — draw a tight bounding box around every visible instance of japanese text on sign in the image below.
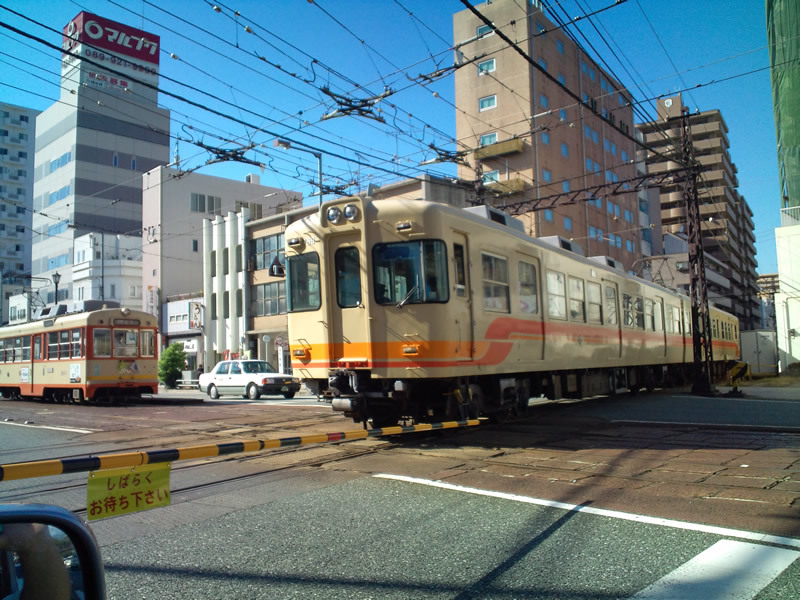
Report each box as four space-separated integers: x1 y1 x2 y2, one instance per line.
86 463 171 521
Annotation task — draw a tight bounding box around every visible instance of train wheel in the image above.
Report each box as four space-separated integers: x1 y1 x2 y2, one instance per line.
208 384 219 399
246 383 261 400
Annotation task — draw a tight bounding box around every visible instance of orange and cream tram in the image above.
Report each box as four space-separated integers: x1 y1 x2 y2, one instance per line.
0 304 159 403
285 197 741 426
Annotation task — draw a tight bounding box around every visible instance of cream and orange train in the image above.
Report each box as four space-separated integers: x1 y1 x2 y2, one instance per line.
285 197 740 426
0 305 159 403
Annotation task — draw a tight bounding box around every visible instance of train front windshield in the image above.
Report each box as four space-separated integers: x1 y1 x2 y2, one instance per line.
372 240 448 305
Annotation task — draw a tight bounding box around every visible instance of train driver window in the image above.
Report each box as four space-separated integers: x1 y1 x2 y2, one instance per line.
518 261 538 314
481 253 509 313
568 277 586 322
93 329 111 357
587 282 602 323
141 330 156 357
112 329 138 358
335 247 361 308
286 253 322 312
546 270 567 319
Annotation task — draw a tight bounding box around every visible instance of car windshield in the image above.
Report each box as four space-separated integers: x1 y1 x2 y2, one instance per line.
242 361 275 374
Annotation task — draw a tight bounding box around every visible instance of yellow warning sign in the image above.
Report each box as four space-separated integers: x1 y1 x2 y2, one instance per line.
87 463 171 521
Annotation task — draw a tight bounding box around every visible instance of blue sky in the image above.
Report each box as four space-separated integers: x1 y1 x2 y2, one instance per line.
0 0 781 272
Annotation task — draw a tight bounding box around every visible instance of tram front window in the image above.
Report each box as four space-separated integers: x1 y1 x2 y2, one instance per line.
287 253 321 312
372 240 448 305
112 329 139 358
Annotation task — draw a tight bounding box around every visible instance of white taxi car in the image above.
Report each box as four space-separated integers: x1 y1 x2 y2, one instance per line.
198 359 301 400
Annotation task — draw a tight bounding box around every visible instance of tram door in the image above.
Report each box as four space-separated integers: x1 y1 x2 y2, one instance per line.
654 296 667 357
604 282 623 359
328 232 371 366
451 233 474 361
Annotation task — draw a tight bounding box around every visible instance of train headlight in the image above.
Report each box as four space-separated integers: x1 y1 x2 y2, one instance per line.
326 206 343 224
343 203 359 221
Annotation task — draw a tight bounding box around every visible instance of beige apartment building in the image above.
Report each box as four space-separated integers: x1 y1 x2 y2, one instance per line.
453 0 645 272
637 94 761 330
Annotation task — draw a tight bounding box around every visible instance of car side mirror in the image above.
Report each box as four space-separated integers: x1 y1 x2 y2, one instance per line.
0 504 106 600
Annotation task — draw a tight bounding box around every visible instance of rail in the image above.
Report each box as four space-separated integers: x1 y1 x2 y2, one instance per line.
0 419 482 481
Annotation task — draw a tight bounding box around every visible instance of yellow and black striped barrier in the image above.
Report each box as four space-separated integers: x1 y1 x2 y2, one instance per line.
0 419 481 482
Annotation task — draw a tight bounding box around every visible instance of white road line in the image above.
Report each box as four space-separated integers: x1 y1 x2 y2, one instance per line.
631 539 799 599
0 421 94 434
374 474 800 549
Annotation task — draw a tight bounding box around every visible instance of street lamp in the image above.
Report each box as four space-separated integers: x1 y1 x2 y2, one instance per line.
273 138 323 206
52 271 61 304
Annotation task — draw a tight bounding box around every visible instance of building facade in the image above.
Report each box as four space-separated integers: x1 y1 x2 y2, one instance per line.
453 0 644 272
32 11 170 303
637 94 760 330
1 102 38 321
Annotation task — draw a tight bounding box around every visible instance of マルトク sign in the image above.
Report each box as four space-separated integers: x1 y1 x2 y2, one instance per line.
62 12 160 66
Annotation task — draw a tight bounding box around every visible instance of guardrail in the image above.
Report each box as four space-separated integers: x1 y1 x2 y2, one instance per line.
0 419 482 481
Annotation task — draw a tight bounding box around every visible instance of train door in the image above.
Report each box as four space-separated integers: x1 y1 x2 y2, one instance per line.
604 282 622 359
516 254 544 363
328 232 371 366
451 233 474 361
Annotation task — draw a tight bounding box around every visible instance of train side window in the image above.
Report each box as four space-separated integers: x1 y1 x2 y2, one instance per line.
672 305 681 334
605 286 618 325
59 331 70 358
634 296 644 329
546 270 567 320
482 253 509 312
568 276 585 322
34 335 41 360
622 294 633 327
645 299 655 331
13 337 22 362
587 282 602 323
518 261 539 314
454 244 467 297
93 329 111 357
0 339 6 362
71 328 83 358
22 335 30 361
48 332 59 359
141 330 156 357
335 247 361 308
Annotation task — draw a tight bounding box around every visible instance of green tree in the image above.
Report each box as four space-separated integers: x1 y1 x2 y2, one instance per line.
158 342 186 389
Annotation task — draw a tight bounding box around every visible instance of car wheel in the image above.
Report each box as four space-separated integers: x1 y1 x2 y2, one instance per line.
282 391 296 399
208 384 219 399
247 383 261 400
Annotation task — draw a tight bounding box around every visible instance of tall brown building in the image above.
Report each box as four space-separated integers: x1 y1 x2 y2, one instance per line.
453 0 646 272
637 94 761 330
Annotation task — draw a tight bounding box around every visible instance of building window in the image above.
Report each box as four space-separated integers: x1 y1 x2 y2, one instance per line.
192 239 198 252
483 170 500 183
542 169 552 183
113 154 118 167
541 132 550 145
477 24 494 37
559 109 567 121
544 209 553 222
480 132 498 146
562 180 570 193
478 58 495 75
538 57 547 71
251 232 285 271
557 39 564 54
131 158 136 170
252 281 287 316
561 143 569 157
539 94 549 108
558 73 566 86
564 216 572 231
191 193 206 212
223 291 230 319
479 95 497 111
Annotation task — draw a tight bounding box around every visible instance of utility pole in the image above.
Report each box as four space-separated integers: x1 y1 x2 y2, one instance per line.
681 108 715 395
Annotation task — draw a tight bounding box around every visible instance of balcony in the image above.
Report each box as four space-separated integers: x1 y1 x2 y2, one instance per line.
474 138 525 160
486 177 526 195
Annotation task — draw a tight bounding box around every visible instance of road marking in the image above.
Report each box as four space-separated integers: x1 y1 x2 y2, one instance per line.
0 421 94 434
631 539 799 599
374 474 800 549
611 419 800 431
674 395 800 404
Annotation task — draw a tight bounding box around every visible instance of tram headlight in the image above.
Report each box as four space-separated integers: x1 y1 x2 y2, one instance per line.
326 206 343 224
343 203 359 221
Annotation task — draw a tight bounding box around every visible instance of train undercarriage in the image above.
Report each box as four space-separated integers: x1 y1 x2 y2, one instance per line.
314 361 734 428
0 386 154 404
